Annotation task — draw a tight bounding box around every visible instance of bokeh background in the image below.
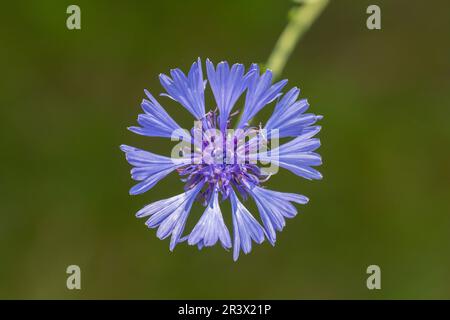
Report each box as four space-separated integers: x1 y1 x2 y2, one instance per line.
1 0 449 299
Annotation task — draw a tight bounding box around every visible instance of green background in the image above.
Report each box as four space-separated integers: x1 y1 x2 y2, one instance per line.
1 0 449 299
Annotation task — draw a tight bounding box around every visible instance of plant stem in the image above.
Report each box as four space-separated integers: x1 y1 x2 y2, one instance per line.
266 0 329 79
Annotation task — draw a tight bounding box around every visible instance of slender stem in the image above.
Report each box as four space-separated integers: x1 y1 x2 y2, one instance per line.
266 0 329 79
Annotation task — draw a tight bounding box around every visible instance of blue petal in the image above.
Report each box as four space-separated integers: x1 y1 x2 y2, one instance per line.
206 59 255 131
258 129 323 180
187 189 231 249
120 144 190 195
265 87 322 138
137 182 204 251
249 186 308 245
237 65 288 128
128 90 191 141
230 189 265 261
159 58 206 120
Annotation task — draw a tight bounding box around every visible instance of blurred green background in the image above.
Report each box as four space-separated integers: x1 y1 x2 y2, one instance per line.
1 0 449 299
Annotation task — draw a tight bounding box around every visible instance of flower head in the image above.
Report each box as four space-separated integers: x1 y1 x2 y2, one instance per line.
121 58 322 260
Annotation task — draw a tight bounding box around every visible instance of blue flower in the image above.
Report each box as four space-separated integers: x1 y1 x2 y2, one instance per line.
121 58 322 260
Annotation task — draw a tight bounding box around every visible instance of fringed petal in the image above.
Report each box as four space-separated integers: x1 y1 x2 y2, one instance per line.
230 189 265 261
249 185 308 245
188 189 232 249
159 58 206 119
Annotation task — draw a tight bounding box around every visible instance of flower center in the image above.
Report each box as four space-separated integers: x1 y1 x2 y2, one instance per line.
177 111 266 204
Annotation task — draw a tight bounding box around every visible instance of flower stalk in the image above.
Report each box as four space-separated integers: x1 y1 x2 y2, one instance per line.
266 0 329 79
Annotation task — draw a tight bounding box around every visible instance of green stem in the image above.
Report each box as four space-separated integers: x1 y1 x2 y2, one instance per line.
266 0 329 79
